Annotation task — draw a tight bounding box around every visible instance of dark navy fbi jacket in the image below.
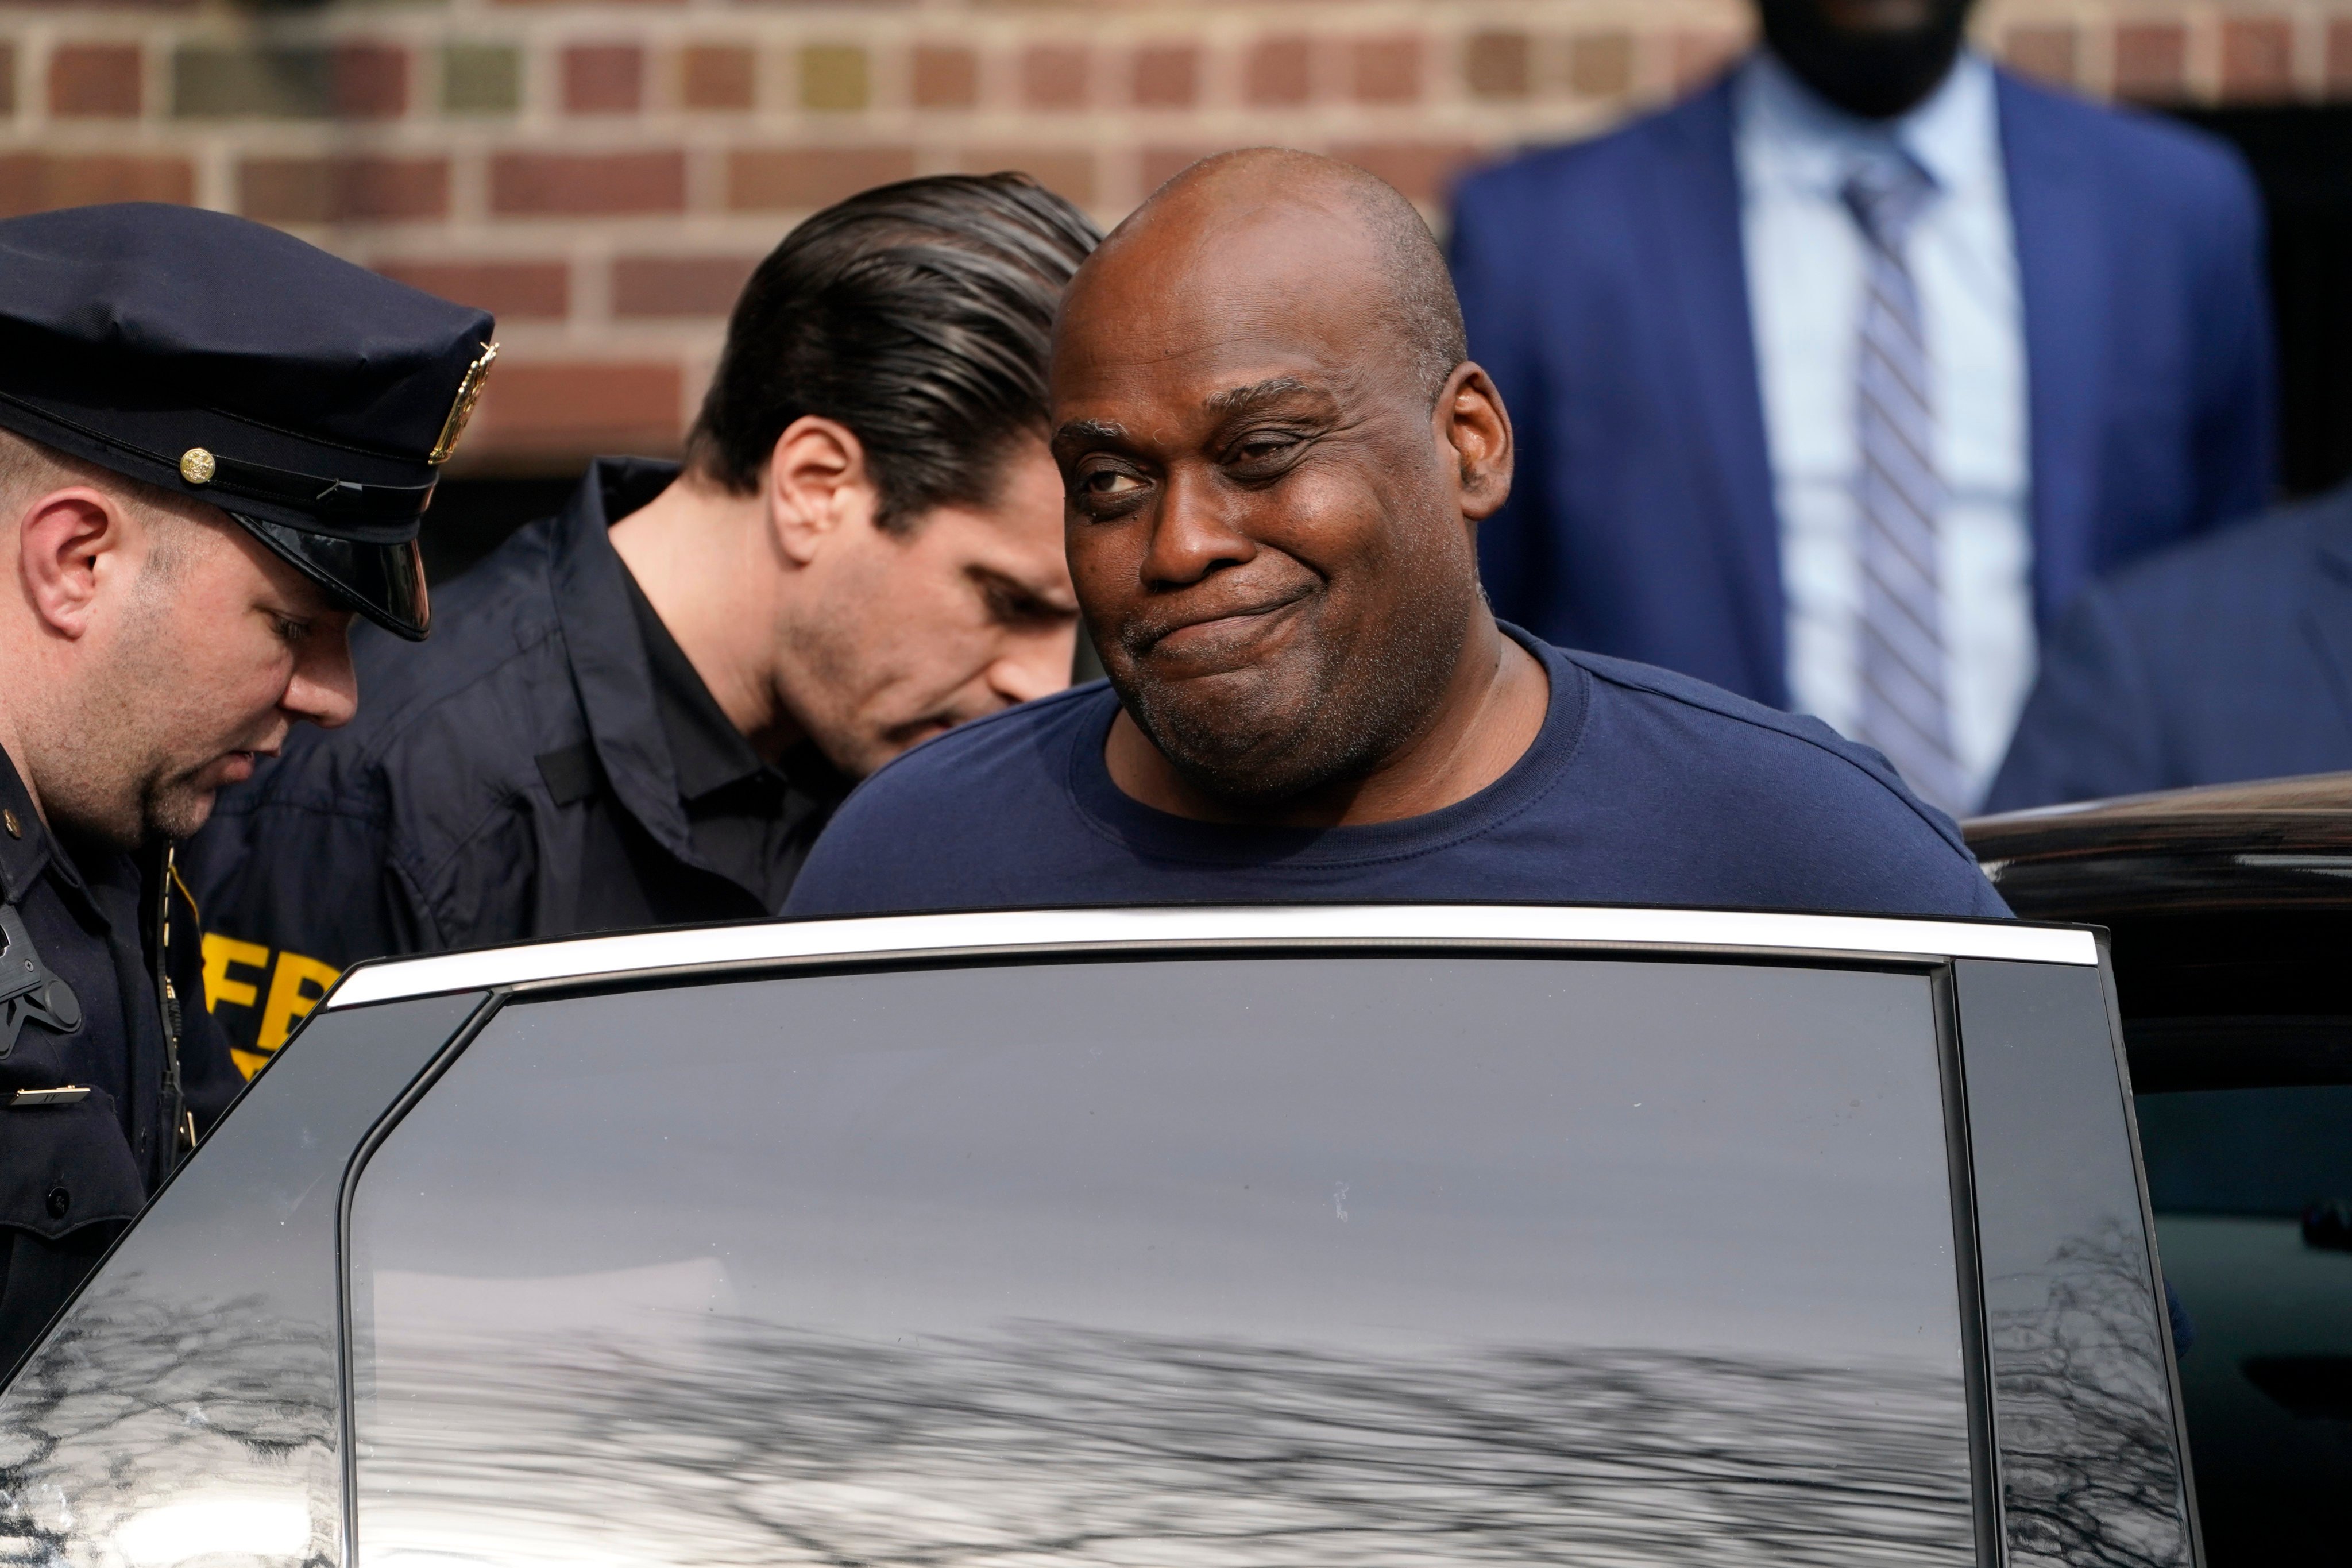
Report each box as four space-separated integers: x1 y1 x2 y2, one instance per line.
1986 484 2352 810
183 457 835 1067
783 629 2010 921
1450 65 2273 708
0 748 241 1372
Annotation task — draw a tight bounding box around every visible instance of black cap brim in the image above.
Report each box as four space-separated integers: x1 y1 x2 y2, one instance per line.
231 513 431 641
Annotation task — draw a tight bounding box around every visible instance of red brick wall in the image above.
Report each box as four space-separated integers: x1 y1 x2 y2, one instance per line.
0 1 2342 471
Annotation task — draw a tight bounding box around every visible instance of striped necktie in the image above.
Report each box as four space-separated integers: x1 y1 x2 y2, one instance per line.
1842 153 1965 817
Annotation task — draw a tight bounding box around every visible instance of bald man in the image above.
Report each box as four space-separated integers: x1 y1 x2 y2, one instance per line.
783 150 2005 920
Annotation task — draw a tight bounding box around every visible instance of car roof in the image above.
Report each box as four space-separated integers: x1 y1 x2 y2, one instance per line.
323 905 2095 1011
1966 771 2352 917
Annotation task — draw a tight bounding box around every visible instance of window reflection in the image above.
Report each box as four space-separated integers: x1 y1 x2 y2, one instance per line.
0 1284 333 1567
114 1493 312 1567
351 957 1978 1566
359 1321 1972 1567
1986 1222 2191 1568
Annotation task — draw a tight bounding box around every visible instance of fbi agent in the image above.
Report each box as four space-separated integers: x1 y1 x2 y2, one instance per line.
0 203 494 1373
183 173 1097 1068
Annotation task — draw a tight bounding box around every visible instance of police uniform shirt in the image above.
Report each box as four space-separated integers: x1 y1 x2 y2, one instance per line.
0 745 240 1370
0 202 497 1378
183 459 858 1068
623 570 849 915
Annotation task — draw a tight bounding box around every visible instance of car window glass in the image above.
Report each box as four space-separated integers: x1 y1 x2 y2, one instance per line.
0 993 486 1568
2131 1026 2352 1568
347 956 1976 1566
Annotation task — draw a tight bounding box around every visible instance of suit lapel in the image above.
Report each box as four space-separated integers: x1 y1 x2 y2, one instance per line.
1999 71 2110 627
1638 76 1788 706
2304 503 2352 743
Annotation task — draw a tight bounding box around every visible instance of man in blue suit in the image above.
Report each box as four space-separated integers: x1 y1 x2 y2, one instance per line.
1450 0 2273 816
1985 484 2352 809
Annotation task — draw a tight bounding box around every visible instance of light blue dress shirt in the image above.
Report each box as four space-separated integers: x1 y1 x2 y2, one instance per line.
1735 49 2033 810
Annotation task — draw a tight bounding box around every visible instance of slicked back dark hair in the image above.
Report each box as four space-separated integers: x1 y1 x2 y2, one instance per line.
688 172 1101 533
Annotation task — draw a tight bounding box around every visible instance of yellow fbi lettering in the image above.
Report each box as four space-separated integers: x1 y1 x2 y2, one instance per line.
200 934 342 1078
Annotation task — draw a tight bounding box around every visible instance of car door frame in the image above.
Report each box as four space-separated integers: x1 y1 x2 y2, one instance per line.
0 905 2192 1568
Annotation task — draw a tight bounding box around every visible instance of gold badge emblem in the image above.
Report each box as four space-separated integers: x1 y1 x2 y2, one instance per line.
428 341 499 466
179 447 216 485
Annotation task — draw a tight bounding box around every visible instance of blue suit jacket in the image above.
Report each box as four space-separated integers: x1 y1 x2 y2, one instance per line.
1984 484 2352 810
1450 65 2276 709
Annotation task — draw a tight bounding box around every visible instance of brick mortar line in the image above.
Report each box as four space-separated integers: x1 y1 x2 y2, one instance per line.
16 16 2352 122
21 2 2352 36
0 106 1636 148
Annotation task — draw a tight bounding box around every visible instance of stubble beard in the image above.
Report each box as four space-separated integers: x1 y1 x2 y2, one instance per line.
31 736 206 851
134 767 218 845
37 585 218 850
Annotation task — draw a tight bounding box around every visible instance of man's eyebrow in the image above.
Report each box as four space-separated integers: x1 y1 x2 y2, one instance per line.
1053 418 1127 447
971 563 1080 617
1202 376 1322 417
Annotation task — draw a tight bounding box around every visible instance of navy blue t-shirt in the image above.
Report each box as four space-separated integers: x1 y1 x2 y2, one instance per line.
783 631 2009 920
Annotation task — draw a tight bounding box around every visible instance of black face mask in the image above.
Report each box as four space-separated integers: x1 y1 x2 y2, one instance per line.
1755 0 1975 120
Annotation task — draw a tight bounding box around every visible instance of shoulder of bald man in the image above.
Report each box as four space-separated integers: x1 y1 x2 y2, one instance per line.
783 679 1111 918
1559 647 2010 917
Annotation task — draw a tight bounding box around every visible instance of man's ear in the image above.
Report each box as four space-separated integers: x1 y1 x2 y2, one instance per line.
15 488 130 639
765 415 882 567
1435 362 1515 523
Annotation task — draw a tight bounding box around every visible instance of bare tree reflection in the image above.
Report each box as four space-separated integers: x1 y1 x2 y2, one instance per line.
357 1323 1977 1567
1988 1222 2191 1568
0 1227 2191 1568
0 1275 337 1567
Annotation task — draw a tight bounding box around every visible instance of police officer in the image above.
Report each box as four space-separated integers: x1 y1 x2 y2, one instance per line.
0 203 495 1372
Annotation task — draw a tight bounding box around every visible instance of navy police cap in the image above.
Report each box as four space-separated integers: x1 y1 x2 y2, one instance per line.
0 203 499 640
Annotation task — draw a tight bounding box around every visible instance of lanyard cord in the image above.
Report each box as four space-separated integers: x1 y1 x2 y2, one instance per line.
156 843 191 1162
